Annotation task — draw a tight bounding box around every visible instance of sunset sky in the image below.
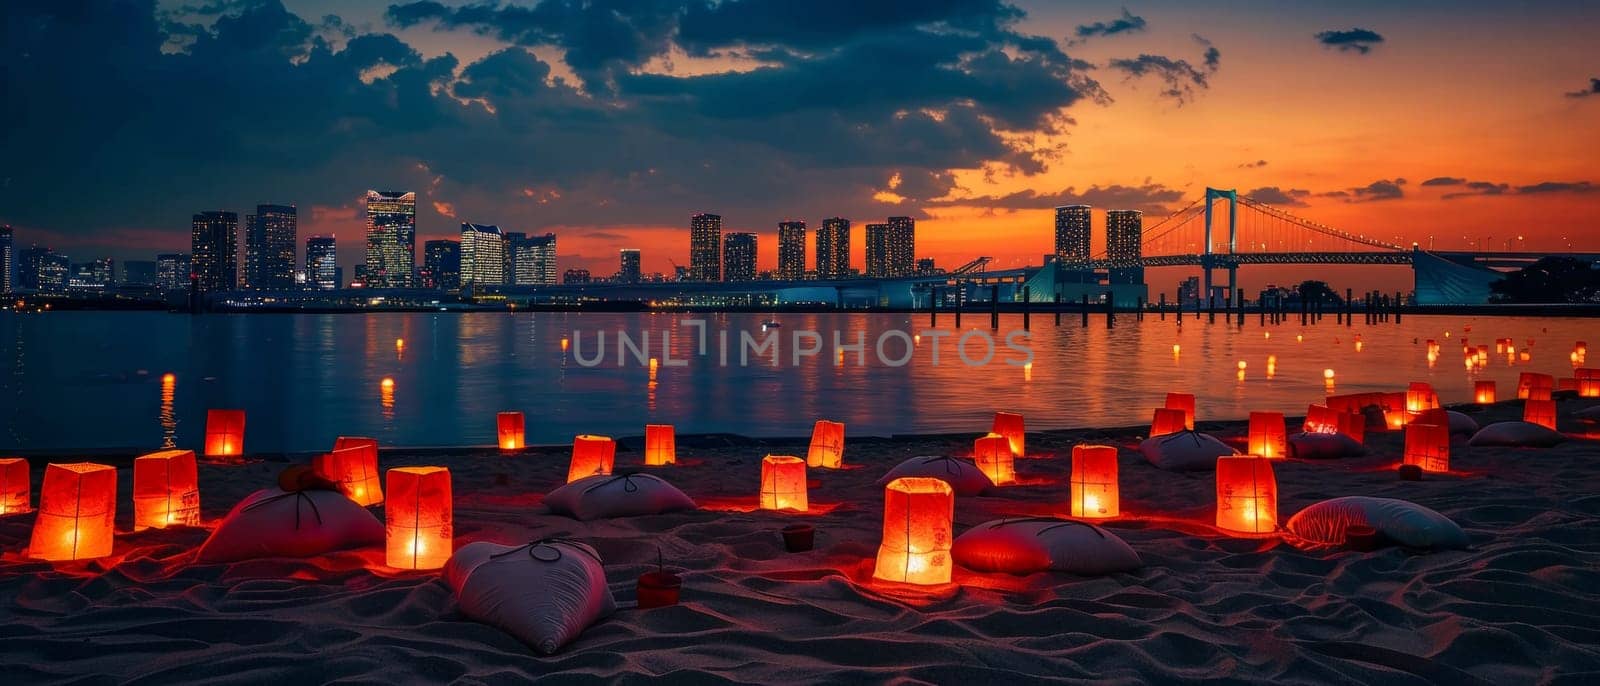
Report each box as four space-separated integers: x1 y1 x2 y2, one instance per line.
3 0 1597 293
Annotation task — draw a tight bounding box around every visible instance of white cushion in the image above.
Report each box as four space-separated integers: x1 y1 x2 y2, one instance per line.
876 456 994 496
1139 431 1238 471
545 472 696 521
1287 496 1468 549
445 540 616 654
197 487 383 563
953 518 1141 575
1468 421 1565 448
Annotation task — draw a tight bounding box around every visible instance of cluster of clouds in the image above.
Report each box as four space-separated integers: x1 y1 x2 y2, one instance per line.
1247 176 1596 207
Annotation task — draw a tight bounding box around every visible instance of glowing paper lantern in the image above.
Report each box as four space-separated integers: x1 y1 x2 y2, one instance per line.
132 449 200 530
973 433 1016 486
386 466 452 570
991 412 1026 457
1523 399 1557 430
1214 457 1277 535
1303 404 1341 434
1518 372 1554 401
1475 380 1497 404
1403 423 1450 473
497 411 526 451
1151 408 1188 437
807 420 846 468
0 457 31 515
1577 368 1600 398
1164 393 1197 430
1405 382 1439 413
28 463 116 561
1380 392 1409 430
1336 411 1366 444
313 445 383 506
334 435 379 456
1069 445 1119 518
759 455 808 512
644 424 676 466
567 435 616 483
204 409 246 460
872 477 955 585
1247 412 1288 459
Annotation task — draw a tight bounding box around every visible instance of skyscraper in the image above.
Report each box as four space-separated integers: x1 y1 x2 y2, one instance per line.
887 216 915 277
512 233 557 285
365 191 416 287
191 211 238 293
777 221 806 280
502 231 525 285
156 253 191 291
122 260 158 287
0 225 12 294
19 247 69 293
245 204 297 289
1107 209 1144 285
423 239 460 290
723 232 757 282
619 248 641 283
689 213 722 282
305 236 338 290
1054 205 1092 265
816 217 850 279
68 259 114 290
459 222 505 286
864 223 890 278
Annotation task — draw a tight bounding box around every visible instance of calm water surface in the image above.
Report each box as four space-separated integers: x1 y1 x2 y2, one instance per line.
1 311 1591 452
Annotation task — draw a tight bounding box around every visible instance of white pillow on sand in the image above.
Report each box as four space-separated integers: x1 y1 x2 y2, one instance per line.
197 487 384 563
445 540 616 655
1286 496 1469 550
952 518 1141 576
1139 431 1238 471
1287 432 1365 459
1576 405 1600 422
876 456 994 496
1445 411 1480 435
1467 421 1565 448
545 472 696 521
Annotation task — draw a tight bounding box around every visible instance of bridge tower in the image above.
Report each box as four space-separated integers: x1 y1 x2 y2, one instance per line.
1202 187 1238 307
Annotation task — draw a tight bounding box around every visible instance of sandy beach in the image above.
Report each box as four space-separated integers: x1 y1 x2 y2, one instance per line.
2 398 1598 684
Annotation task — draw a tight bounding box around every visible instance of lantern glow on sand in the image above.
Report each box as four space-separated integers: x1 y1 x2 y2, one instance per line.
1403 423 1450 473
132 449 200 530
1215 457 1277 535
990 412 1026 457
1518 372 1554 401
1405 382 1440 413
29 463 117 561
1069 445 1119 518
644 424 676 466
759 455 808 511
386 466 452 570
807 420 846 468
1151 408 1188 437
973 433 1016 486
497 412 526 451
0 457 31 515
1475 380 1497 404
568 435 617 483
872 477 955 586
1164 393 1197 430
314 445 383 506
203 409 246 461
1247 412 1288 459
1524 399 1557 431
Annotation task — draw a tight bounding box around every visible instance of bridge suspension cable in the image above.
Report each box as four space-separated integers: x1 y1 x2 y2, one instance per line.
1235 196 1405 252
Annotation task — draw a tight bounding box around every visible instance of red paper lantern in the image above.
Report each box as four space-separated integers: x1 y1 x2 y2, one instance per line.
334 436 379 458
972 433 1016 486
29 463 116 561
1164 393 1197 430
1069 445 1119 518
1524 399 1557 430
204 409 246 460
1577 368 1600 398
991 412 1026 457
1380 392 1408 430
1151 408 1188 437
806 420 846 468
568 435 616 483
1247 411 1288 459
759 455 808 512
0 457 29 515
1518 372 1554 401
872 477 955 585
1474 380 1497 404
1403 422 1450 473
1336 411 1366 444
1303 404 1341 434
644 424 676 466
1215 456 1277 535
497 411 525 450
386 466 452 570
1405 382 1439 413
313 445 383 506
132 449 200 530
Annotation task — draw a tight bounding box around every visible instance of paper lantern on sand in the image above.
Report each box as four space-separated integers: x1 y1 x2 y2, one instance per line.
1215 457 1276 535
204 409 246 460
872 477 955 585
1518 372 1554 401
313 445 383 506
1151 408 1188 437
568 435 616 483
1247 411 1288 459
759 455 808 511
1069 445 1119 518
497 412 526 450
1405 382 1439 413
133 449 200 530
1336 411 1366 444
1523 399 1557 431
990 412 1026 457
1474 381 1497 404
1164 393 1197 430
29 463 116 561
806 420 846 468
973 433 1016 486
0 458 29 515
644 424 676 466
386 466 452 570
1578 369 1600 398
1403 423 1450 473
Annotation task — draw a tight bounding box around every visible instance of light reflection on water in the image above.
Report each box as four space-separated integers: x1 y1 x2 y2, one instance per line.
0 311 1591 452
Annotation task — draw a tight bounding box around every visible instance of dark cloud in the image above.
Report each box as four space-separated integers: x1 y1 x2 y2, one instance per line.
1315 28 1384 54
1564 78 1599 98
1244 186 1310 207
928 182 1184 212
1420 177 1597 198
1341 178 1406 202
1071 8 1146 43
1107 35 1220 105
1516 181 1598 194
1420 177 1464 186
1441 181 1509 200
1238 160 1268 169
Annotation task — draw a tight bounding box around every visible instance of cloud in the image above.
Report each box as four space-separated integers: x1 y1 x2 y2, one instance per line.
1244 186 1310 207
1516 181 1597 194
1340 178 1406 202
1107 35 1221 104
928 181 1184 212
1441 181 1509 200
1419 177 1598 198
1071 8 1146 43
1564 78 1600 98
1238 160 1268 169
1420 177 1464 186
1315 28 1384 54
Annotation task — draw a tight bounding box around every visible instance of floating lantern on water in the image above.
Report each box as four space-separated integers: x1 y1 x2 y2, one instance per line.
0 457 31 515
132 449 200 530
395 338 404 351
1296 334 1304 343
872 477 955 586
314 444 383 506
203 409 246 461
1303 404 1341 434
1403 423 1450 473
381 377 395 389
1518 372 1554 401
1164 393 1197 430
1355 341 1364 353
1069 445 1119 518
561 337 570 352
1237 360 1247 371
644 424 676 466
990 412 1026 457
567 435 616 483
1151 408 1188 437
1405 382 1440 414
1215 456 1277 535
1248 412 1288 459
1577 368 1600 398
1266 355 1277 378
973 433 1016 485
29 463 116 561
759 455 808 511
386 466 452 570
1323 368 1336 382
807 420 846 468
497 411 526 451
1475 380 1497 404
162 372 176 384
1172 344 1181 356
1523 399 1557 431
